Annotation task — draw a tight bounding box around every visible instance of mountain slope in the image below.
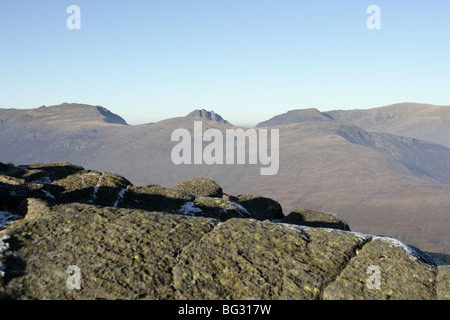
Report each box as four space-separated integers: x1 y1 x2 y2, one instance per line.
328 103 450 148
257 102 450 148
0 103 449 253
256 108 334 127
0 103 130 166
0 103 128 126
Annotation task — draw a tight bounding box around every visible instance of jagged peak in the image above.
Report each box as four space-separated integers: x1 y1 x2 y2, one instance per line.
186 109 231 125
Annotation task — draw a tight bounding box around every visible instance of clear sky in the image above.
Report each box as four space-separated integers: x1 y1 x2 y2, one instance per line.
1 0 449 126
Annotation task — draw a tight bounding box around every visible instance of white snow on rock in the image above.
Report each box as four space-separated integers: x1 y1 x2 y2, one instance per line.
0 211 19 229
178 202 203 216
0 234 10 278
371 235 434 264
41 189 56 200
87 173 103 204
225 200 250 217
113 188 128 208
275 222 312 242
196 197 251 217
1 211 19 280
32 176 52 185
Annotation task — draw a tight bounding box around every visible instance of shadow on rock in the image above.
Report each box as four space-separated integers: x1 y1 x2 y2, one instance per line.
0 236 27 300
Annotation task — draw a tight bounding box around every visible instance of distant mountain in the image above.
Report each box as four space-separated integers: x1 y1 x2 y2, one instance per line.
0 103 129 166
0 103 128 126
257 102 450 148
186 109 232 125
256 108 334 127
0 102 449 254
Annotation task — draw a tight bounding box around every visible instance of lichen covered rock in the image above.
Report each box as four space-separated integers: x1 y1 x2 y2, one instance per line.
175 178 223 198
0 203 218 299
322 237 437 299
280 208 350 231
173 220 366 300
0 162 448 300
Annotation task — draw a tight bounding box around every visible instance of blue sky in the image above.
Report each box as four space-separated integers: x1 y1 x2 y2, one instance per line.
0 1 449 126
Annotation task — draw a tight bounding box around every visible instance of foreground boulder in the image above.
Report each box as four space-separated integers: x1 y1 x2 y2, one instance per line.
1 203 217 299
0 162 449 300
236 194 284 221
121 185 194 213
322 237 436 299
175 177 223 198
280 208 351 231
1 162 132 211
1 202 449 300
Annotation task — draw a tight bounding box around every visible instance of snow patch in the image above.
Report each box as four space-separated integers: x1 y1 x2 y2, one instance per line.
178 202 203 216
1 210 19 280
0 211 19 229
274 223 312 242
350 231 372 243
87 174 103 204
0 234 10 278
41 189 55 200
32 176 52 185
113 188 128 208
226 200 251 217
371 235 433 263
321 228 371 243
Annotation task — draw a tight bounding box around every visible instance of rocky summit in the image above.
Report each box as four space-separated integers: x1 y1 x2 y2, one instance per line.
0 162 449 300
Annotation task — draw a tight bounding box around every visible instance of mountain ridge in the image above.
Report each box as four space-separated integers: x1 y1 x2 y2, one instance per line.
0 103 129 126
256 108 335 127
257 102 450 148
0 102 449 254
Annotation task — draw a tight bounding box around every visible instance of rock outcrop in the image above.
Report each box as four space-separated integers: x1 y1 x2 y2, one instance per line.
0 162 449 300
175 177 223 198
279 208 350 231
186 109 231 125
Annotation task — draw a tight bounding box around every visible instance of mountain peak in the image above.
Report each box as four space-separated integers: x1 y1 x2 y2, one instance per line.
186 109 231 125
256 108 334 127
0 103 125 126
50 103 129 125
